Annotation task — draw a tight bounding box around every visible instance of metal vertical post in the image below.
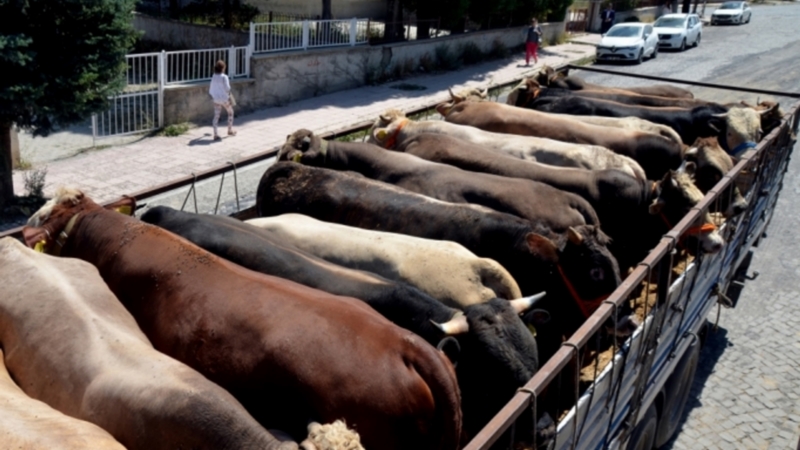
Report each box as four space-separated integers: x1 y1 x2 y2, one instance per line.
245 42 252 77
350 17 357 45
91 114 97 147
158 50 165 128
229 45 236 76
249 22 256 54
302 20 309 50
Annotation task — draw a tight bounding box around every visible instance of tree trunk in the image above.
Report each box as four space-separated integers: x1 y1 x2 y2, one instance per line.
223 0 233 29
168 0 180 19
385 0 403 42
0 122 14 208
322 0 332 19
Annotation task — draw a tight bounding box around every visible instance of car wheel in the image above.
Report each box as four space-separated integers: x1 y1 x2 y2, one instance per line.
651 45 658 59
696 33 701 46
679 38 686 51
635 49 644 64
746 14 751 23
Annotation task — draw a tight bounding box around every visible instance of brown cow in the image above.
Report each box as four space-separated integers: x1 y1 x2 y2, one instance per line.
0 347 126 450
438 100 683 180
684 137 747 217
281 129 600 232
534 65 695 98
22 188 463 450
0 236 299 450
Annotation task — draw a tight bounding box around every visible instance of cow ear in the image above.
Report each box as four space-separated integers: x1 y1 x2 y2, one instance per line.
649 197 666 215
435 102 452 117
524 309 551 327
105 196 137 216
684 161 697 177
525 232 559 262
436 336 461 366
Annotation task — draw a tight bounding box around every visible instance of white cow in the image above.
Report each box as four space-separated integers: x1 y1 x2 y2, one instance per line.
0 348 125 450
0 237 299 450
246 214 522 308
368 109 647 180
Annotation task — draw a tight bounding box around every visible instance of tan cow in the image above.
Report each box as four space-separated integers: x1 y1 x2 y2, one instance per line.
0 237 299 450
246 213 522 308
368 109 646 180
0 348 125 450
545 114 684 147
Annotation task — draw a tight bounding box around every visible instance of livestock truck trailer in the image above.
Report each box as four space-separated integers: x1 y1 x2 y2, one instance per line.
2 67 798 450
461 68 800 450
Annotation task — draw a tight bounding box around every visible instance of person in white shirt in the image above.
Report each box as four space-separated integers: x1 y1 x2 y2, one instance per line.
209 60 236 141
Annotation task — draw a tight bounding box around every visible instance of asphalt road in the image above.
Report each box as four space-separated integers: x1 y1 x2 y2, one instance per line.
575 4 800 449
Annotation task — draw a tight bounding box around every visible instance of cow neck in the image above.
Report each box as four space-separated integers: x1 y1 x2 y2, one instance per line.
556 264 609 319
37 213 80 257
385 119 409 149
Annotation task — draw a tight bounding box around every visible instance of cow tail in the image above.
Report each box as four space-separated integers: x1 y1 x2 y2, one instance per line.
412 340 463 450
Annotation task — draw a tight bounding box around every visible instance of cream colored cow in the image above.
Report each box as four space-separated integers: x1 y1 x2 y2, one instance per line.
368 109 647 180
548 114 684 147
0 237 298 450
246 214 522 308
0 348 125 450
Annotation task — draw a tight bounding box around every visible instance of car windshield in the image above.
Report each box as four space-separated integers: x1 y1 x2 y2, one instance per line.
720 2 742 9
654 17 687 27
606 26 642 37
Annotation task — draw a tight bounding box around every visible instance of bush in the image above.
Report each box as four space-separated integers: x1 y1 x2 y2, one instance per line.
161 123 190 137
419 52 436 72
23 168 47 198
487 38 510 59
435 44 462 71
460 41 485 65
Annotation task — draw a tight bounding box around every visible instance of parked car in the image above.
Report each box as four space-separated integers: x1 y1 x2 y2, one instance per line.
596 23 659 64
711 1 752 25
653 13 702 51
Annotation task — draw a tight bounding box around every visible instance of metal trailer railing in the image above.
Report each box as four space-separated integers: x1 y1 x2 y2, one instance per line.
462 68 800 450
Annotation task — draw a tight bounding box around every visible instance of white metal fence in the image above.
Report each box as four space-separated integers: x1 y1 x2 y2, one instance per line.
251 18 369 53
93 46 251 140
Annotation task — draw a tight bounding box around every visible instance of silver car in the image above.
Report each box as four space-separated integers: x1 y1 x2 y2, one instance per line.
653 13 702 51
711 1 752 25
596 23 660 64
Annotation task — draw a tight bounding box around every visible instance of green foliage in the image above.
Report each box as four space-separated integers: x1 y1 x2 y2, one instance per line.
161 123 191 137
459 42 485 65
487 38 510 59
405 0 470 32
0 0 138 137
419 52 436 72
179 0 260 30
23 167 47 198
435 45 462 71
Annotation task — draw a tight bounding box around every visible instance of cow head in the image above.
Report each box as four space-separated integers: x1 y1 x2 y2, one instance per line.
649 166 724 254
685 137 747 217
368 109 409 149
740 100 783 136
526 226 622 318
435 87 488 117
708 106 763 157
505 78 543 108
22 188 136 254
280 129 328 166
432 296 547 436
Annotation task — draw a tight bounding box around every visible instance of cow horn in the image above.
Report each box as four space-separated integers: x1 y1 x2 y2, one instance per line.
510 291 547 314
379 113 390 123
448 88 457 100
712 112 729 118
481 88 488 98
567 227 584 245
430 315 469 335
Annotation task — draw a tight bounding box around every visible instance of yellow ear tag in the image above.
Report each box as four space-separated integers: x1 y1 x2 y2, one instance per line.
114 205 133 216
376 130 387 141
292 153 303 163
526 323 537 338
34 240 46 253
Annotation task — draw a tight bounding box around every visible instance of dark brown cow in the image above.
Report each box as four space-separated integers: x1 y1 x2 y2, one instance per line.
535 66 695 98
391 132 648 246
685 137 747 217
280 129 599 232
22 189 462 450
437 100 683 180
509 78 711 108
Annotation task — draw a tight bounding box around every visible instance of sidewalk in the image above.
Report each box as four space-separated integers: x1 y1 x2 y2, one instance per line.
12 35 601 204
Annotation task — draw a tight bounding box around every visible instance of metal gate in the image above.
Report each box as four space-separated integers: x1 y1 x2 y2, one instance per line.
92 52 163 141
566 8 589 33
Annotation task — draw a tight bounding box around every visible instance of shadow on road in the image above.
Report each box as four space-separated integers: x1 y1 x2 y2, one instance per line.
660 325 731 449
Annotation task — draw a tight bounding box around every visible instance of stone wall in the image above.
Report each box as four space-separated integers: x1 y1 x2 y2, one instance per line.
133 13 248 50
163 22 566 125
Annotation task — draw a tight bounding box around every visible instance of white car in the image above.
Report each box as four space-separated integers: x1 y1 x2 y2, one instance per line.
653 13 702 51
596 23 659 64
711 1 752 25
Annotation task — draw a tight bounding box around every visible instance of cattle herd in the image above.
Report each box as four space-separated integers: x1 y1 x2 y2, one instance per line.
1 66 784 450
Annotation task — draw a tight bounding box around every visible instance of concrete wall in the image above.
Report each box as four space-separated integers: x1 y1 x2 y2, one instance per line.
163 23 566 125
246 0 386 20
133 13 248 50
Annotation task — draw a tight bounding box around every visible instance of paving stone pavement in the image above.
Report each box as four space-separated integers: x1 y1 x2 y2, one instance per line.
664 139 800 449
11 36 600 205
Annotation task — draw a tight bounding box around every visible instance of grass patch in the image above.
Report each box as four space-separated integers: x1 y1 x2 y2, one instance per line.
334 129 370 142
572 55 596 66
161 123 191 137
17 158 32 170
